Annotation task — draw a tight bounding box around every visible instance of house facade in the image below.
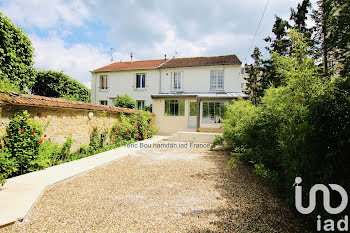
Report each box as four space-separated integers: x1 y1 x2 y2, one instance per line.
91 55 247 134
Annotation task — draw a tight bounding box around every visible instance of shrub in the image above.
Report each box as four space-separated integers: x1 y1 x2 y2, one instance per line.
113 94 136 109
110 112 157 143
38 140 61 166
31 70 91 103
0 149 16 186
6 110 44 175
60 136 73 160
216 30 350 219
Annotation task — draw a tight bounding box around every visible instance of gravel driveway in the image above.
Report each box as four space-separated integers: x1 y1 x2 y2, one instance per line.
2 141 313 232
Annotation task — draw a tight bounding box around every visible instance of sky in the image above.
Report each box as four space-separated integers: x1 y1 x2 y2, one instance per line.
0 0 317 88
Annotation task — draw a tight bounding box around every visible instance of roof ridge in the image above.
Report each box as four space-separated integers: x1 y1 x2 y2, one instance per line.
169 54 238 59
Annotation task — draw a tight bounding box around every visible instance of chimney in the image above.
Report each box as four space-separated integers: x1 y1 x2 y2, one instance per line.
164 54 167 60
130 53 133 62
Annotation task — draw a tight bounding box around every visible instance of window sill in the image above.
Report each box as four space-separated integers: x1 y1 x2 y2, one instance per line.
134 88 147 91
210 89 225 92
99 89 108 92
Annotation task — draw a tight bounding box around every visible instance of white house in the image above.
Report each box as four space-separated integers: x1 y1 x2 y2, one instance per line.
90 55 247 134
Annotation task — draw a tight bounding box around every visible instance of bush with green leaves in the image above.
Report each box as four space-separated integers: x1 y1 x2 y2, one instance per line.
5 110 45 175
110 112 157 142
113 94 136 109
0 13 36 91
31 70 91 103
0 149 16 186
214 30 350 218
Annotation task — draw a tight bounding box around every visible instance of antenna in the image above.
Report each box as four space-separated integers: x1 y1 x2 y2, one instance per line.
110 48 115 62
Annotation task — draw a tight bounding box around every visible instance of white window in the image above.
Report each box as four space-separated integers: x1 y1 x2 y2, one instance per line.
100 75 108 90
172 72 183 91
136 74 146 89
100 100 108 105
136 100 145 110
210 70 224 90
241 83 245 89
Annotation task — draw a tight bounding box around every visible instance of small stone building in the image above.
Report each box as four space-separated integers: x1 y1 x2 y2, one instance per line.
0 91 143 151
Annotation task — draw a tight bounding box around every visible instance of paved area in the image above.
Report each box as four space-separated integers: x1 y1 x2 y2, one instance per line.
1 141 313 232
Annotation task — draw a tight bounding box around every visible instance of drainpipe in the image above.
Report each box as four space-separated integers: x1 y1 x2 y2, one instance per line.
158 68 162 94
197 98 201 131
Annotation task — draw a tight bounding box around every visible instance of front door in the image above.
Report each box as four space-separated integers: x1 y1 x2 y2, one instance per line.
188 101 197 128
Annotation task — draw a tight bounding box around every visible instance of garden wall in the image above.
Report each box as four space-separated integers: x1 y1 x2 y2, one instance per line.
0 92 144 151
0 106 119 151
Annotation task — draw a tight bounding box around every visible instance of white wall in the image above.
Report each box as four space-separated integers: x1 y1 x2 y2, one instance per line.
160 65 242 93
91 69 160 106
91 64 242 106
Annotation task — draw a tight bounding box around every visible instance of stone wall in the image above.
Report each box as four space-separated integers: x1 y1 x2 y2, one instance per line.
0 104 120 151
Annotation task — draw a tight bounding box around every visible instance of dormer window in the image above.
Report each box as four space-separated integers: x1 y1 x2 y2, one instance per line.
172 72 183 91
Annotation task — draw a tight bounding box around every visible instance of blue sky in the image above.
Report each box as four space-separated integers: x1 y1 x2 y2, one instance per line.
0 0 317 88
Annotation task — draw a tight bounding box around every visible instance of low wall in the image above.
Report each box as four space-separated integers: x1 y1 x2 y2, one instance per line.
0 104 120 151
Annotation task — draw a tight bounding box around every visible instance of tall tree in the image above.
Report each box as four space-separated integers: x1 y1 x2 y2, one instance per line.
290 0 313 37
244 47 264 105
31 70 91 103
313 0 350 78
0 12 35 91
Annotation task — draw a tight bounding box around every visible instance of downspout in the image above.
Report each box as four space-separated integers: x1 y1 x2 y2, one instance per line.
158 68 161 94
197 97 201 131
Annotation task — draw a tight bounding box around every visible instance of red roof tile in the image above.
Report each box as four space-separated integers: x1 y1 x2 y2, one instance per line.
160 55 241 68
93 59 167 72
0 92 145 114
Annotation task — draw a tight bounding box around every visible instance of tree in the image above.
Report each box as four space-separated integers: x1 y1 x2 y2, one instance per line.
313 0 350 77
0 12 36 91
290 0 313 37
31 70 91 102
244 47 264 105
262 0 314 89
113 94 136 109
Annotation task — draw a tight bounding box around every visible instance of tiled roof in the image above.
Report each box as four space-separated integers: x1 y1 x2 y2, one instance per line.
0 92 143 114
92 54 241 72
93 59 167 72
160 55 241 68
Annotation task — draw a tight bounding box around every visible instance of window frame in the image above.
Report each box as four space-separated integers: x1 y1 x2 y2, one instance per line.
100 75 108 90
172 71 183 91
202 102 225 123
189 102 197 116
136 73 146 89
164 100 185 116
210 70 224 91
136 100 145 110
100 100 108 106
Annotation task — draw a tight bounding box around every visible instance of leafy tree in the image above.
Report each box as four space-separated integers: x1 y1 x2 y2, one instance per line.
113 94 136 109
290 0 313 37
0 12 36 91
244 47 264 105
261 0 314 90
313 0 350 77
31 70 91 102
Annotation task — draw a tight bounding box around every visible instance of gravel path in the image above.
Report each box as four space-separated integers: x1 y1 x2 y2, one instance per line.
2 141 313 232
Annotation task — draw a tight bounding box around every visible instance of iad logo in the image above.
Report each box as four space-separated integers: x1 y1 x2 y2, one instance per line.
294 177 348 231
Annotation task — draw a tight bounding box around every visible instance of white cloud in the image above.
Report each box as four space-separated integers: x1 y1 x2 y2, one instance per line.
30 33 110 88
0 0 89 29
